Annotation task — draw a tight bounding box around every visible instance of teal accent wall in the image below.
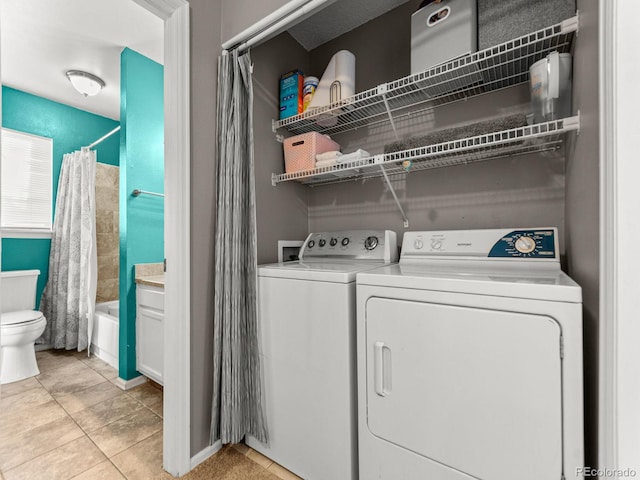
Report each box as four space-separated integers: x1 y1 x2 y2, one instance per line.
1 86 120 308
118 49 164 380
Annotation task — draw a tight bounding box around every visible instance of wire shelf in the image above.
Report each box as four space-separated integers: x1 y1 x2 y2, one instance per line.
271 116 580 186
273 16 578 137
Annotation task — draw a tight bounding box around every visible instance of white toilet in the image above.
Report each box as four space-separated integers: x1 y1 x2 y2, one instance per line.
1 270 47 384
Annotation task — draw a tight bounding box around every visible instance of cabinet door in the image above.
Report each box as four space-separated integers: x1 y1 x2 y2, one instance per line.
136 306 164 385
365 297 563 480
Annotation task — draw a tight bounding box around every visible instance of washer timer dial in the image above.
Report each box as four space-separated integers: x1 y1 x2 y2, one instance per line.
364 236 379 250
515 236 536 254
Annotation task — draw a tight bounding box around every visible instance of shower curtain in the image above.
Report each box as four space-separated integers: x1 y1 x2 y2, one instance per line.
40 148 97 352
210 49 268 445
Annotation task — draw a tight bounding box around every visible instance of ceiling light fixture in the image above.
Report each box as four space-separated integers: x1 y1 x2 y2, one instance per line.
65 70 105 97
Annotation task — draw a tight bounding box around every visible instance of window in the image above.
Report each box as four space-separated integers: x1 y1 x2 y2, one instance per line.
1 128 53 237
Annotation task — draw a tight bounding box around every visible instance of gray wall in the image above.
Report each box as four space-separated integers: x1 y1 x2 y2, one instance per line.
306 2 566 250
221 0 293 45
190 0 222 456
566 0 600 469
252 33 311 264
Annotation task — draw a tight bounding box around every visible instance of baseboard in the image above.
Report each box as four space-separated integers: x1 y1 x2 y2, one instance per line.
190 440 222 470
112 375 147 391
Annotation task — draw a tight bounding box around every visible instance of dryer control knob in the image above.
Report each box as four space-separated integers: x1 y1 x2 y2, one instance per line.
319 239 326 247
414 239 424 250
364 236 379 250
341 237 350 246
431 239 442 250
308 240 315 248
515 236 536 254
330 238 338 247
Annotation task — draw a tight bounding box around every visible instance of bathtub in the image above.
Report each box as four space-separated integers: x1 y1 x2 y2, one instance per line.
92 301 119 369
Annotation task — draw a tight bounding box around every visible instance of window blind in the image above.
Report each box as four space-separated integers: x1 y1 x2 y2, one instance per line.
1 128 53 232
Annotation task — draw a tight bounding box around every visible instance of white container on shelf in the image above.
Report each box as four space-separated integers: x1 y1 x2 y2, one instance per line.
529 51 572 123
411 0 477 74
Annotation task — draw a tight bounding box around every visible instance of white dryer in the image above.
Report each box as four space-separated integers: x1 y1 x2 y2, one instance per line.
247 230 398 480
356 228 584 480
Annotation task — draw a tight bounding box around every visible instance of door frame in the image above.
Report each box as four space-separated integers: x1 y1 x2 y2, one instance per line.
131 0 191 476
599 0 640 472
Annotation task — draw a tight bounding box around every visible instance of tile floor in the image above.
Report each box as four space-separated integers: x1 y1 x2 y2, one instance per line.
0 350 301 480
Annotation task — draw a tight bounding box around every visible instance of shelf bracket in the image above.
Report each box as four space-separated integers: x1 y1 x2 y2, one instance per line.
378 85 400 141
379 165 409 228
271 173 278 187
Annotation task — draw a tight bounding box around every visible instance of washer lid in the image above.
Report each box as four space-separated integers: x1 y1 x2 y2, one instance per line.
1 310 44 326
357 263 582 303
259 260 391 283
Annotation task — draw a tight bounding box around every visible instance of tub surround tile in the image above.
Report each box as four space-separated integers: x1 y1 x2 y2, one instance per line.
71 394 145 433
87 408 162 458
55 380 124 414
37 361 106 397
96 279 119 304
70 460 126 479
0 415 84 471
97 233 119 257
2 436 105 480
110 431 172 480
97 263 119 282
0 377 40 399
95 186 119 212
134 263 164 278
96 211 116 234
95 164 119 188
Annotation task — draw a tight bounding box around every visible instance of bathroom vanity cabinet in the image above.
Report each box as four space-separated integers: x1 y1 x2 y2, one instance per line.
136 283 164 385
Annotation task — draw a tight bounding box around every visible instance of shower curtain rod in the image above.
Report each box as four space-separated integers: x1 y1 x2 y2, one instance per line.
86 126 121 149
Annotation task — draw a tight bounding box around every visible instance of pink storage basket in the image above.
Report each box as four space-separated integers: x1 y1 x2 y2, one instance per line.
283 132 340 173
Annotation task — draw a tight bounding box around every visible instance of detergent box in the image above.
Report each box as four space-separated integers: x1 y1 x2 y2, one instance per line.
279 70 304 120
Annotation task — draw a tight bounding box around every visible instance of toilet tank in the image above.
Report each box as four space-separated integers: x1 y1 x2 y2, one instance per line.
0 270 40 313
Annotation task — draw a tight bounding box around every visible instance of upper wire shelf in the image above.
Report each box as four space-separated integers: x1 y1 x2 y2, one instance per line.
272 16 579 137
272 116 580 187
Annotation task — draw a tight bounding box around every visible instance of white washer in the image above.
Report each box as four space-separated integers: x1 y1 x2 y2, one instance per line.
357 228 584 480
247 230 398 480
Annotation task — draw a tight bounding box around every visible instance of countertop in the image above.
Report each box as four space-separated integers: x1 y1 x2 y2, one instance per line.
135 274 165 288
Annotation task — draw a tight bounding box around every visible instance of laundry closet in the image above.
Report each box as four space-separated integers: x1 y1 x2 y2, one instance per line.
229 0 599 471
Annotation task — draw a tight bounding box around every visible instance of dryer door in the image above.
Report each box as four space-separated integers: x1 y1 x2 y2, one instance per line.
365 297 563 480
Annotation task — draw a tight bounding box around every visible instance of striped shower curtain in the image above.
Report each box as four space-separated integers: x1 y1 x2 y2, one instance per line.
210 49 268 444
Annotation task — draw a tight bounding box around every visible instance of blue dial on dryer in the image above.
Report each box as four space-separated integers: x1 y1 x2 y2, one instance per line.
488 229 556 258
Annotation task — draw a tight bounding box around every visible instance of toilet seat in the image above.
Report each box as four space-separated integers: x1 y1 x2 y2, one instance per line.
1 310 45 328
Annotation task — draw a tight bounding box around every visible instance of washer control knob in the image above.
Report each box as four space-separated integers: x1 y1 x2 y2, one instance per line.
318 239 326 247
364 236 379 251
341 237 350 247
330 238 338 247
308 240 315 248
431 239 442 250
414 239 424 250
515 236 536 254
